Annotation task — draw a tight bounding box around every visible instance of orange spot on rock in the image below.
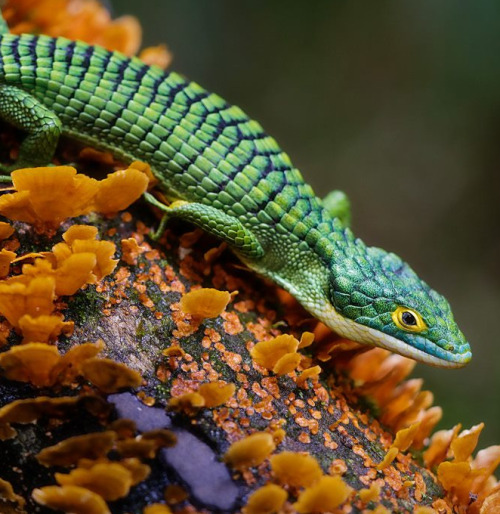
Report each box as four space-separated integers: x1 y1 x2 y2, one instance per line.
121 238 142 266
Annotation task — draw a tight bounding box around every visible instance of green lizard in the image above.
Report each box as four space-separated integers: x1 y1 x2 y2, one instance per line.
0 11 471 368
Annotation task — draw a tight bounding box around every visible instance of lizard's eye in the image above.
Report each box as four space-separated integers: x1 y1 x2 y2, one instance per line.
392 306 427 333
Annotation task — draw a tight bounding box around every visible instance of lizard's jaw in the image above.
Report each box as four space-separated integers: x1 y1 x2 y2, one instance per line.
311 302 471 369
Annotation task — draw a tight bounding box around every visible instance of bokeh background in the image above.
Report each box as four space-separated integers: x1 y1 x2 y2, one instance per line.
113 1 500 447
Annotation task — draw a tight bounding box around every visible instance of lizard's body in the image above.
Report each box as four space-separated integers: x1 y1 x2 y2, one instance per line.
0 21 472 368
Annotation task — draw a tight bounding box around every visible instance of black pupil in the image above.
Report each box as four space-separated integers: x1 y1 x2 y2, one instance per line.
402 311 417 326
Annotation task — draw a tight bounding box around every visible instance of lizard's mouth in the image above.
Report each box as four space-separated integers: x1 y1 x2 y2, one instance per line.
314 303 472 368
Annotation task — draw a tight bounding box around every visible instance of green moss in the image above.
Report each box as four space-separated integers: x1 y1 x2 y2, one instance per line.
65 284 105 326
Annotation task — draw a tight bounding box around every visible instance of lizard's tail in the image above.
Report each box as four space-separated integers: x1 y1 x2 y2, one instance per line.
0 10 10 35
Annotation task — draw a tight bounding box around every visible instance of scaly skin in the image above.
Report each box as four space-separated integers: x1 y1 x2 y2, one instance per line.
0 16 471 367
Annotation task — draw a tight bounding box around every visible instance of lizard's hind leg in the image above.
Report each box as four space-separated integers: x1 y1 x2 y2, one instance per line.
144 193 264 260
0 85 62 174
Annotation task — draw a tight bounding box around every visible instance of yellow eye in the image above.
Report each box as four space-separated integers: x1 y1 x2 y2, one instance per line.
392 306 427 333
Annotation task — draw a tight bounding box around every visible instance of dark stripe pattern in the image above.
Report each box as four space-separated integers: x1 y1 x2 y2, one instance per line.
0 32 337 262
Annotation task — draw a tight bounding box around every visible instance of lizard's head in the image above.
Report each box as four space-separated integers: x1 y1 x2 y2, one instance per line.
324 237 471 368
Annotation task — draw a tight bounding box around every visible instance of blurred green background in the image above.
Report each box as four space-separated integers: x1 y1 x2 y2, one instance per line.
113 1 500 447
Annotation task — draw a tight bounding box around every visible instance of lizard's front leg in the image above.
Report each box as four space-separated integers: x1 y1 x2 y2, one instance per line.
0 85 62 175
144 193 264 260
323 189 351 227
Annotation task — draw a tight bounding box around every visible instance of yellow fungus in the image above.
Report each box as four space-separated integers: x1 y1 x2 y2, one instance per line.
376 447 399 470
180 288 232 319
162 345 185 358
0 343 60 387
119 458 151 485
296 365 322 386
139 44 172 70
164 484 188 505
32 485 111 514
5 0 142 56
51 340 105 385
272 428 286 445
250 334 299 370
0 275 55 328
436 461 471 492
55 462 134 501
198 381 236 408
81 358 142 393
0 221 14 240
272 352 301 375
359 482 381 503
0 248 15 277
451 422 484 462
91 167 149 214
168 392 206 414
22 254 97 296
3 167 99 227
481 489 500 514
0 477 26 507
293 475 352 513
37 431 117 467
224 432 276 470
63 225 99 245
392 422 420 452
270 451 323 487
18 313 73 343
143 504 173 514
242 483 288 514
116 439 157 459
298 331 315 349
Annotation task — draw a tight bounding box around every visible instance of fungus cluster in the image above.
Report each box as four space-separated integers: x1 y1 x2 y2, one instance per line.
4 0 172 73
0 165 149 232
250 331 320 380
224 437 353 513
33 423 176 513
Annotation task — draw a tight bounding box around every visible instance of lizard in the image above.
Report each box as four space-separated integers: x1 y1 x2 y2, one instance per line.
0 11 471 368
